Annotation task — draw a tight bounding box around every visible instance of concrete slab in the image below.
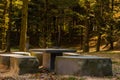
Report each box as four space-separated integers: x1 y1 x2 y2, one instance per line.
55 56 113 76
0 54 23 70
29 48 76 53
12 52 31 56
0 54 24 57
63 52 80 56
10 56 40 74
30 51 43 66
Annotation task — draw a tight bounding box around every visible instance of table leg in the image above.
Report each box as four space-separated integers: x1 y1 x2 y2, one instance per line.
50 53 63 71
43 53 51 69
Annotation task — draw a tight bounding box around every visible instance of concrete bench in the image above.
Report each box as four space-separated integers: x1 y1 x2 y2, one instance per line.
0 54 23 71
12 52 31 56
63 52 80 56
55 56 113 76
30 51 43 66
10 56 40 74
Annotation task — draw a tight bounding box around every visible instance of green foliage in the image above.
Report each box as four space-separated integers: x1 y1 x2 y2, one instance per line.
0 0 120 50
13 0 23 9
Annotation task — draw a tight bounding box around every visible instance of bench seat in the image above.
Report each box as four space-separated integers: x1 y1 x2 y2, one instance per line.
55 56 113 76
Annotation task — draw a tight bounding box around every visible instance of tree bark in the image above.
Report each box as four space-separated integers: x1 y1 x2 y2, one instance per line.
83 24 90 52
96 32 101 52
109 0 114 50
42 0 48 48
1 0 7 50
83 0 90 52
95 0 103 52
19 0 28 51
5 0 12 52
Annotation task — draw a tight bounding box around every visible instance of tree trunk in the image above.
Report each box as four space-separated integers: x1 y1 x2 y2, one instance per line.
83 0 90 52
96 32 101 52
95 0 103 52
109 0 114 50
42 0 48 48
83 17 90 52
1 0 7 50
19 0 28 51
5 0 12 52
80 27 83 49
83 25 89 52
57 25 61 47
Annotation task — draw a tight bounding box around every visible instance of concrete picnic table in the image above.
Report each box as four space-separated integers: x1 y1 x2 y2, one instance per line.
29 48 76 70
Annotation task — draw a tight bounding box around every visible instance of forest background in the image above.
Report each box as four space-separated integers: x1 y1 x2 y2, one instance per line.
0 0 120 52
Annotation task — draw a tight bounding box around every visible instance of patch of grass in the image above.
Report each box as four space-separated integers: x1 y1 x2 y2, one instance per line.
68 77 86 80
112 61 120 65
79 77 86 80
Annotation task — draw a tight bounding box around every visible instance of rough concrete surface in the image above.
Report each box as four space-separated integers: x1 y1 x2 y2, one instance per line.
55 56 113 76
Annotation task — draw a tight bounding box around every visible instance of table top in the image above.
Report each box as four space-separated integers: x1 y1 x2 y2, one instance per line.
56 56 111 59
29 48 76 53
